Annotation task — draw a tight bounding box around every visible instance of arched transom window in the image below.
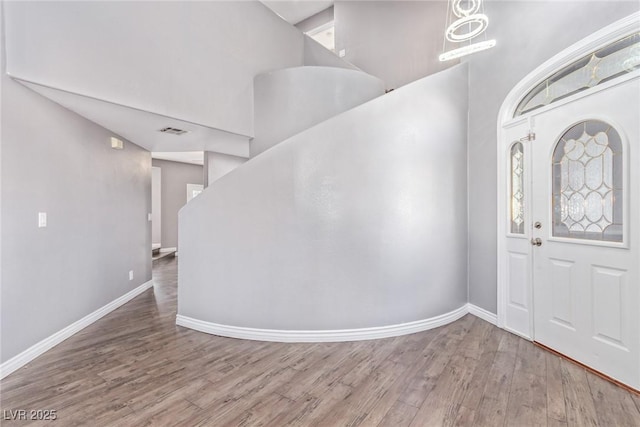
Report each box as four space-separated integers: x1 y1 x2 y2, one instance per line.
515 32 640 117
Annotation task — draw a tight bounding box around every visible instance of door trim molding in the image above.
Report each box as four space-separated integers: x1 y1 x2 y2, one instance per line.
496 12 640 333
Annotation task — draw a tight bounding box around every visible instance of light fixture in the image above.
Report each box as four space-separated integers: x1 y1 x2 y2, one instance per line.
439 39 496 61
439 0 496 61
111 137 124 150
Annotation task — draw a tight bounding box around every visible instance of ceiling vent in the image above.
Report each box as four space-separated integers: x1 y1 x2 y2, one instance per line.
158 127 188 135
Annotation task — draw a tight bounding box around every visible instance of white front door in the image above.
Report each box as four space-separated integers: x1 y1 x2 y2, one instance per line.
530 76 639 389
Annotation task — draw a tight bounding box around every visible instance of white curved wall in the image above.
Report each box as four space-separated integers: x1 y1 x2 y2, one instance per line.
251 66 384 157
178 64 468 339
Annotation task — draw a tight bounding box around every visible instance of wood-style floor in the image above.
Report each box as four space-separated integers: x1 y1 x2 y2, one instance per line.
1 258 639 426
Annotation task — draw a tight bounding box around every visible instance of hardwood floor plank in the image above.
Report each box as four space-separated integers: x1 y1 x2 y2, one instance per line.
399 315 476 409
561 360 599 427
409 353 479 426
631 393 640 413
267 383 353 426
315 359 408 427
548 418 569 427
2 258 639 427
458 327 503 411
354 327 461 426
471 332 519 426
514 338 547 376
587 371 640 427
505 371 547 426
503 339 548 426
546 352 568 423
377 400 419 427
452 404 476 426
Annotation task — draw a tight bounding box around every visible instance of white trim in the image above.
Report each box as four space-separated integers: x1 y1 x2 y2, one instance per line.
496 12 640 333
467 303 498 326
177 304 498 343
159 247 177 253
503 71 640 129
503 325 533 341
0 280 154 379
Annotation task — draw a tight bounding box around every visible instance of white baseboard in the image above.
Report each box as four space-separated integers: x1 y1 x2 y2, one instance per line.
176 304 469 343
467 303 498 325
0 280 154 380
159 247 177 253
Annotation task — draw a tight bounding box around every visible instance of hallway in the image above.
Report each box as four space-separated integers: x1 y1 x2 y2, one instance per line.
0 258 638 426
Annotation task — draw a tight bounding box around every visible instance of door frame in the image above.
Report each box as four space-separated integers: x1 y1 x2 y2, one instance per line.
496 12 640 337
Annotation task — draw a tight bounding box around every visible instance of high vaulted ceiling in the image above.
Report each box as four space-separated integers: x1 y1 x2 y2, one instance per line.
261 0 333 25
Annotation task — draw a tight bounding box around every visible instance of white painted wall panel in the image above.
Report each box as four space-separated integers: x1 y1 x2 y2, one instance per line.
204 152 248 187
303 36 359 71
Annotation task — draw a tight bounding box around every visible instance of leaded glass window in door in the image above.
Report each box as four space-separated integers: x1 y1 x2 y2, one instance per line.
552 120 623 242
510 142 525 234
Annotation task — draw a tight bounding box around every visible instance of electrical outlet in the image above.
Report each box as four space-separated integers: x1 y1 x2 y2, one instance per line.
129 270 134 281
38 212 47 228
338 49 346 58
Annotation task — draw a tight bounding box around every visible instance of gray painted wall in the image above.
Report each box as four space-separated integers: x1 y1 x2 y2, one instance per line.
303 36 360 71
252 66 384 157
296 6 358 71
295 6 334 33
151 159 203 249
1 33 152 362
464 1 639 314
204 152 247 187
334 1 457 90
179 64 468 331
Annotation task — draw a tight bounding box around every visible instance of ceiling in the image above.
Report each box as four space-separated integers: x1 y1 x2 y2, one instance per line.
261 0 333 25
19 79 251 159
13 1 335 165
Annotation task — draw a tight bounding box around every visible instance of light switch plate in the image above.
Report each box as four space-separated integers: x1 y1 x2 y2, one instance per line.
339 49 346 58
38 212 47 228
129 270 134 281
148 213 152 221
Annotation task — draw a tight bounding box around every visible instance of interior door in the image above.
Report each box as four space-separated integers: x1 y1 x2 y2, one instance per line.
530 77 639 389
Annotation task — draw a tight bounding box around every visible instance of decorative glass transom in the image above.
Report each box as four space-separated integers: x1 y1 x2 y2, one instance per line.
515 32 640 117
510 142 525 234
552 120 623 242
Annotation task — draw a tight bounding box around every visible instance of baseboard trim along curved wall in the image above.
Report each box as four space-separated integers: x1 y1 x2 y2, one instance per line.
176 303 496 343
